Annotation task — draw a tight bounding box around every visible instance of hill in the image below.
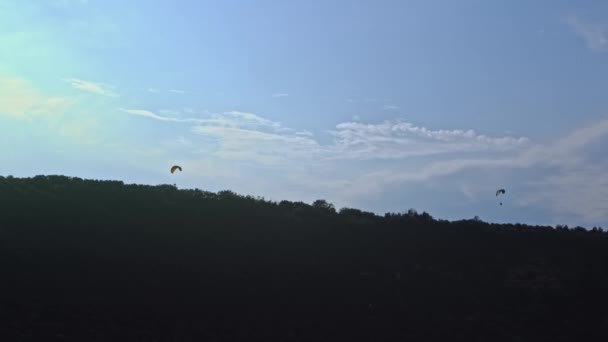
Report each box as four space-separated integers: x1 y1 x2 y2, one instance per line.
0 175 607 341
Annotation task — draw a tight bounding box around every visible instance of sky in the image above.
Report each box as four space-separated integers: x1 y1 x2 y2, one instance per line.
1 0 608 228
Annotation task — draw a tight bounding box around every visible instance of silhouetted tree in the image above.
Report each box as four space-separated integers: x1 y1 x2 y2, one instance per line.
312 199 336 213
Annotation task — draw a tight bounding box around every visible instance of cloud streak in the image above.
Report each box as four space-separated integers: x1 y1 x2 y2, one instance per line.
120 108 188 122
356 117 608 187
382 104 398 110
122 107 530 163
327 120 530 160
522 165 608 225
65 78 118 97
0 76 71 121
566 15 608 52
0 75 106 147
345 117 608 225
120 108 321 164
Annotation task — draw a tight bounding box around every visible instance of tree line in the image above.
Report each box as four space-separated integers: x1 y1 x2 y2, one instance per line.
0 175 607 341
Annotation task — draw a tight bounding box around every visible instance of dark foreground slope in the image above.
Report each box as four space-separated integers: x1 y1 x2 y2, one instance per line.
0 175 607 341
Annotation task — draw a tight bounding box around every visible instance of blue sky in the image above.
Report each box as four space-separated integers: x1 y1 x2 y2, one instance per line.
2 0 608 227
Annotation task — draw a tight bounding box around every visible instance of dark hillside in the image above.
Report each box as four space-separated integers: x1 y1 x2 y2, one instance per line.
0 175 607 341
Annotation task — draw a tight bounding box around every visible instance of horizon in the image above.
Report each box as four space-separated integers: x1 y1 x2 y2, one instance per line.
2 1 608 228
0 174 604 233
0 173 600 230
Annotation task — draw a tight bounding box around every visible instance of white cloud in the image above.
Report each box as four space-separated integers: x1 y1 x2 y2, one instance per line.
0 76 71 121
346 118 608 225
272 93 289 98
65 78 118 97
119 108 189 122
520 164 608 225
176 136 191 146
170 89 186 94
129 109 527 163
382 104 398 110
191 125 322 165
460 185 477 201
121 108 291 131
295 130 314 137
327 120 530 160
158 109 183 117
58 118 101 145
351 117 608 187
537 27 545 37
222 111 282 129
0 75 106 146
121 108 320 166
566 15 608 52
148 88 160 93
122 102 608 225
129 107 530 169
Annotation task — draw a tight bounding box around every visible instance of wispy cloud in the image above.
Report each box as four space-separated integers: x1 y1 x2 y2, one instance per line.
566 15 608 52
58 118 101 145
121 103 608 225
537 27 545 37
382 104 398 110
120 108 287 131
148 88 160 93
344 117 608 225
0 76 71 121
522 165 608 225
460 185 477 201
295 130 314 137
327 120 529 160
170 89 186 94
190 125 321 164
345 98 393 106
0 75 106 147
349 118 608 188
176 136 192 146
121 107 321 165
272 93 289 98
126 107 530 166
65 78 119 97
120 108 187 122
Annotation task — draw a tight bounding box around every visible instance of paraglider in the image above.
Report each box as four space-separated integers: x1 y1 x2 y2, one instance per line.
496 188 506 205
170 165 182 174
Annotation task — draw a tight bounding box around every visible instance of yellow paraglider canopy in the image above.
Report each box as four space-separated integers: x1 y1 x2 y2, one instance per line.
170 165 182 174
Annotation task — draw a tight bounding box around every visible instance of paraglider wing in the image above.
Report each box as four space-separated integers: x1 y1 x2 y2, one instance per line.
496 188 506 206
170 165 182 174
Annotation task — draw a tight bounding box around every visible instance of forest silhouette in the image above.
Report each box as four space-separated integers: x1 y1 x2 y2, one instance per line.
0 175 607 341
